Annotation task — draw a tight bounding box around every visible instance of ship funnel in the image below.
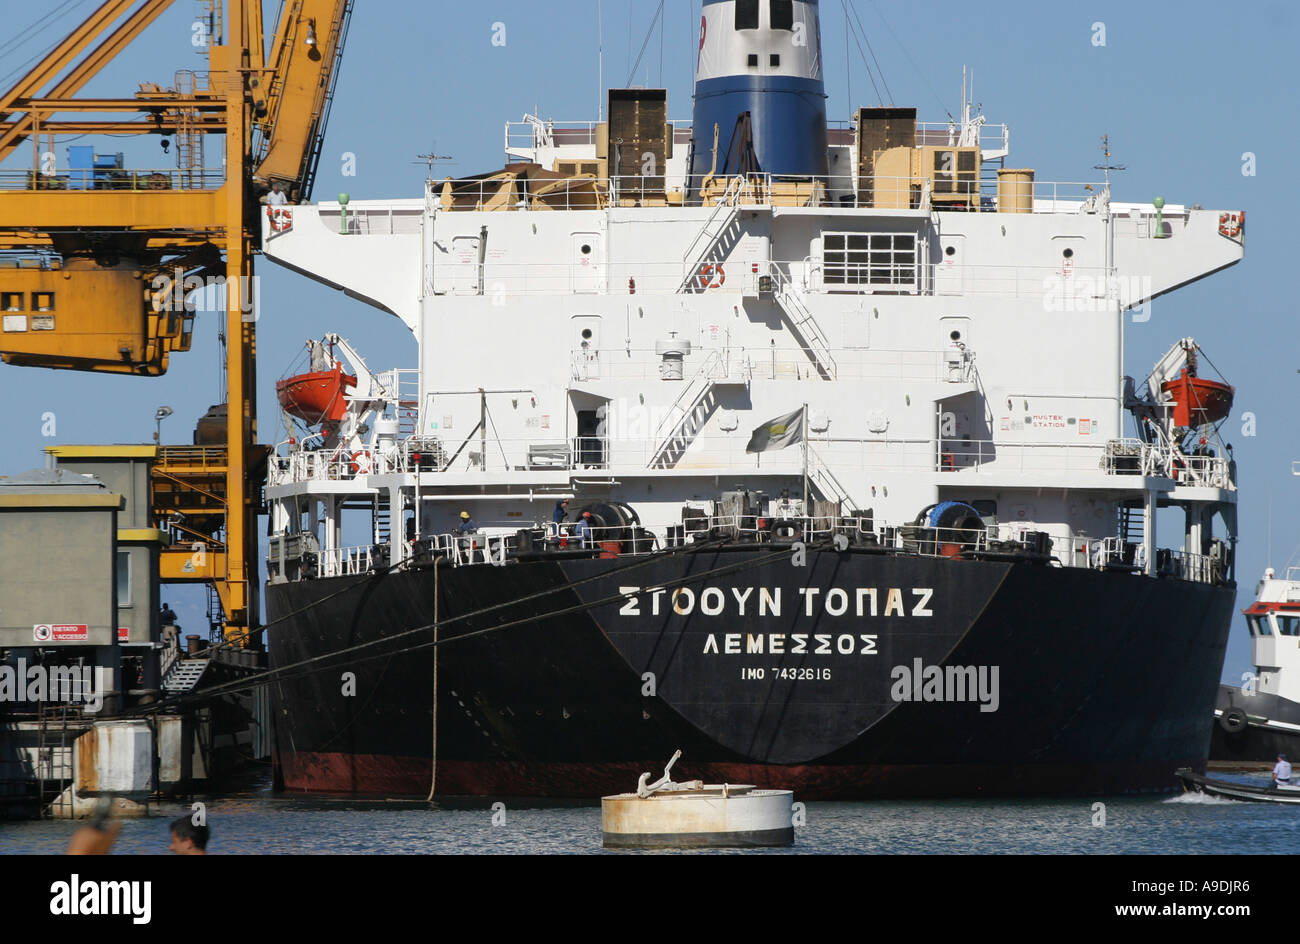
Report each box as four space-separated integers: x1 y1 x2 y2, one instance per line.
690 0 828 187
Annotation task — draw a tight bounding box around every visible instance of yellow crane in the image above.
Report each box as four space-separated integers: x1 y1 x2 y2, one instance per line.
0 0 352 645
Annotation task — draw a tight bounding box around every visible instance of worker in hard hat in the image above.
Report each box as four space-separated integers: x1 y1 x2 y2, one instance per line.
456 510 476 534
574 510 593 547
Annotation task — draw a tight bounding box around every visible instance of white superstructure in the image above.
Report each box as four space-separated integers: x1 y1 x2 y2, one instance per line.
259 89 1243 586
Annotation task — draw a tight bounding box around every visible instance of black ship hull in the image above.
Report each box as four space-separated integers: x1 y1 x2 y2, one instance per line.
266 547 1234 799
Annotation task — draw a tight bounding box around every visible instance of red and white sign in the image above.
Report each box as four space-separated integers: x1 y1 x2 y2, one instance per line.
117 627 130 641
33 623 89 642
1079 418 1092 435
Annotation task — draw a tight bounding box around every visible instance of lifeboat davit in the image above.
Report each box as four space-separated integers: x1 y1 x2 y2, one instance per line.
1161 368 1234 428
276 363 356 426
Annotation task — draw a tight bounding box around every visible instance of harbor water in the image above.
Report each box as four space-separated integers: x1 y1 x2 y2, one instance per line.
2 772 1295 855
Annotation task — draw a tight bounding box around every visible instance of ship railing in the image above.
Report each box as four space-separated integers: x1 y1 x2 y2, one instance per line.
1100 439 1235 489
270 433 1138 481
504 118 696 155
0 167 225 192
267 450 353 484
416 171 1106 214
269 436 452 483
577 346 968 383
1086 537 1223 584
319 544 373 578
406 435 1124 477
1167 451 1235 490
502 117 1008 155
419 254 1114 301
935 438 1111 475
1172 550 1222 584
408 515 1221 583
316 203 423 235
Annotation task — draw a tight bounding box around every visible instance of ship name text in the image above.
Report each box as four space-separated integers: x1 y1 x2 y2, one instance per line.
617 585 934 619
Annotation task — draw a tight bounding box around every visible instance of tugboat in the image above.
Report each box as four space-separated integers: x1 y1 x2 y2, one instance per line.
1212 566 1300 762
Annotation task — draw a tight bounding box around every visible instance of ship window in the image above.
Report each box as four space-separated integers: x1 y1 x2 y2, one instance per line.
822 232 918 292
1248 615 1263 636
770 54 781 66
1 292 22 311
747 54 759 67
770 0 794 30
1257 615 1273 635
1279 615 1300 636
33 291 54 311
736 0 759 30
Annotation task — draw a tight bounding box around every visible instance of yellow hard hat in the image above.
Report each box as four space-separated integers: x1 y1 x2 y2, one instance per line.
460 511 470 519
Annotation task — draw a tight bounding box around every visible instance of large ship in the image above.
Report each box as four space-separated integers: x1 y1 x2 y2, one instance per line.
259 0 1245 798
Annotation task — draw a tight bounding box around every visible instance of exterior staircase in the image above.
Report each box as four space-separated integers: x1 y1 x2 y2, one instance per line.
678 177 743 293
770 265 837 379
807 445 859 510
162 659 209 694
648 351 723 469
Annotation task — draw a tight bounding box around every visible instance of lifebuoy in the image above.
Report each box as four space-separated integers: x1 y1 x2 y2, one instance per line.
1219 707 1248 734
699 263 725 289
349 450 373 474
268 206 292 232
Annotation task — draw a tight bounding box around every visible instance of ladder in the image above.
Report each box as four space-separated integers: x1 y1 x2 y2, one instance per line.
807 445 858 510
769 265 837 379
173 71 204 189
648 351 722 468
205 582 224 644
678 178 743 293
1119 503 1145 545
374 492 391 546
162 659 210 693
36 702 74 818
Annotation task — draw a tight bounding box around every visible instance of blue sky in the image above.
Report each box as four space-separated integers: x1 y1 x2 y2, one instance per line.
0 0 1295 681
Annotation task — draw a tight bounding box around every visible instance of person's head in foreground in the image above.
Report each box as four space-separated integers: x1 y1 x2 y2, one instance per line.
169 816 209 855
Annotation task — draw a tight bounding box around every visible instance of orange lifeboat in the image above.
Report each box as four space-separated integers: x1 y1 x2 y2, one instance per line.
276 362 356 426
1161 368 1233 428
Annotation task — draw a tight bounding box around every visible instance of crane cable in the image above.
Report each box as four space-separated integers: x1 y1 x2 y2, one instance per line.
0 0 97 90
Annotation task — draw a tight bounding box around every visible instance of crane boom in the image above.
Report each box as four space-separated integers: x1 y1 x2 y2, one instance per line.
252 0 353 200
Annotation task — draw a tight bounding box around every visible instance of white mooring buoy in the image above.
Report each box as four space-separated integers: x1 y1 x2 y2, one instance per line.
601 750 794 849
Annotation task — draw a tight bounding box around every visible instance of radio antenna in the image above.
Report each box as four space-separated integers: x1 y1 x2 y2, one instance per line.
1093 134 1127 189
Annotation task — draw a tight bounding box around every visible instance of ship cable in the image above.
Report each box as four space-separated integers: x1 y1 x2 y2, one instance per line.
208 529 744 653
119 541 803 714
866 0 953 121
201 543 800 701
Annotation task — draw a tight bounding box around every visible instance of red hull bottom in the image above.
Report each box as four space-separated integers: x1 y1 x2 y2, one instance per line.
276 750 1198 800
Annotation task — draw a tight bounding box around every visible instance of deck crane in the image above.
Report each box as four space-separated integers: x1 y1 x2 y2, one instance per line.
0 0 353 647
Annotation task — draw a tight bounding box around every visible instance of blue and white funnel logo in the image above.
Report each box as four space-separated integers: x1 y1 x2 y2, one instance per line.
691 0 828 183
